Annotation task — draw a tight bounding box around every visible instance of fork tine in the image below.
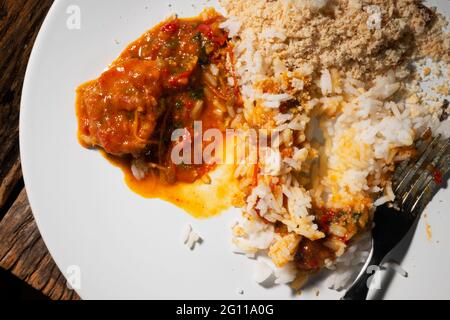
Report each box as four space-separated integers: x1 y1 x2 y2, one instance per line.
409 150 450 214
401 138 450 204
394 134 441 195
401 138 450 213
407 174 434 213
392 129 432 185
396 133 440 182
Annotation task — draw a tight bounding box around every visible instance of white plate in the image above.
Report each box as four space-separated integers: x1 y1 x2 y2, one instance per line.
20 0 450 299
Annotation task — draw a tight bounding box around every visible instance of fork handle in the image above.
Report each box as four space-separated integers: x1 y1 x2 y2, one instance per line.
341 254 382 300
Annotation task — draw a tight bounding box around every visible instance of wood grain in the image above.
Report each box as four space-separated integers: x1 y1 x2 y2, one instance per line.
0 189 80 300
0 0 80 300
0 0 54 208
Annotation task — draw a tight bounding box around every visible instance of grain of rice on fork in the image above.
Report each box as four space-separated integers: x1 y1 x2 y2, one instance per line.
220 0 449 288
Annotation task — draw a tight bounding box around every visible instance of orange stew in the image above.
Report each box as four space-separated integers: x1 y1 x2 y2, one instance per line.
76 9 239 184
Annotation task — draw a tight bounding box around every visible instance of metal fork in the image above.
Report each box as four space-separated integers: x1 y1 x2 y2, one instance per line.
342 133 450 300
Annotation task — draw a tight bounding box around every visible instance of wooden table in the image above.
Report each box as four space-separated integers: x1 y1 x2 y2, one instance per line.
0 0 79 300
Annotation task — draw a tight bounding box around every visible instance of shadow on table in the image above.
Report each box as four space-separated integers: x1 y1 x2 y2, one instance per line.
0 268 49 300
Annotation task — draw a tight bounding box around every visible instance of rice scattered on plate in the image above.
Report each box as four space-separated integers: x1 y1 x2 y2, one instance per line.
182 224 202 250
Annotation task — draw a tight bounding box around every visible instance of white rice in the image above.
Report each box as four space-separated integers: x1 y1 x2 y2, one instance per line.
320 69 333 95
219 0 449 292
182 224 202 250
274 262 298 284
253 260 274 283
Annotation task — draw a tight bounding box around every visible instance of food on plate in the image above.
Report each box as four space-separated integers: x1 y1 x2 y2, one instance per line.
220 0 448 287
76 9 241 217
76 0 449 290
77 8 238 182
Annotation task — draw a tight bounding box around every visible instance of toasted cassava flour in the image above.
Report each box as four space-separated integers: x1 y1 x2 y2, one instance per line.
221 0 449 79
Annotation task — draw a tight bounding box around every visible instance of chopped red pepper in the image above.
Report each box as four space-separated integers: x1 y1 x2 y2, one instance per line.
308 259 319 269
433 169 443 185
160 67 170 78
213 35 226 46
161 21 179 33
168 71 190 87
319 217 330 233
184 99 194 110
197 23 213 37
197 23 226 46
317 209 336 233
339 236 349 245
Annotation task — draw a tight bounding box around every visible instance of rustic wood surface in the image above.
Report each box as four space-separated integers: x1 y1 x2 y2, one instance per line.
0 0 80 300
0 190 80 300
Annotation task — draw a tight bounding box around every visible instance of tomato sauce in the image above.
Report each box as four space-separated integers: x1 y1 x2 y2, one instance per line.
76 9 241 217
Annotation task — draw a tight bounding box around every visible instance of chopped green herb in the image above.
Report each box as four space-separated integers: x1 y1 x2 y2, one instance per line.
158 98 167 113
166 38 179 49
192 32 202 43
190 87 204 100
175 100 184 110
198 46 210 65
178 161 191 169
173 121 183 128
352 212 361 222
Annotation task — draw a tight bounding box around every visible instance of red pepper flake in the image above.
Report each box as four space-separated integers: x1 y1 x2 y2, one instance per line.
433 169 443 185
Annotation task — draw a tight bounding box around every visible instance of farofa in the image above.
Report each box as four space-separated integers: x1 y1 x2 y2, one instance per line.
221 0 449 79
